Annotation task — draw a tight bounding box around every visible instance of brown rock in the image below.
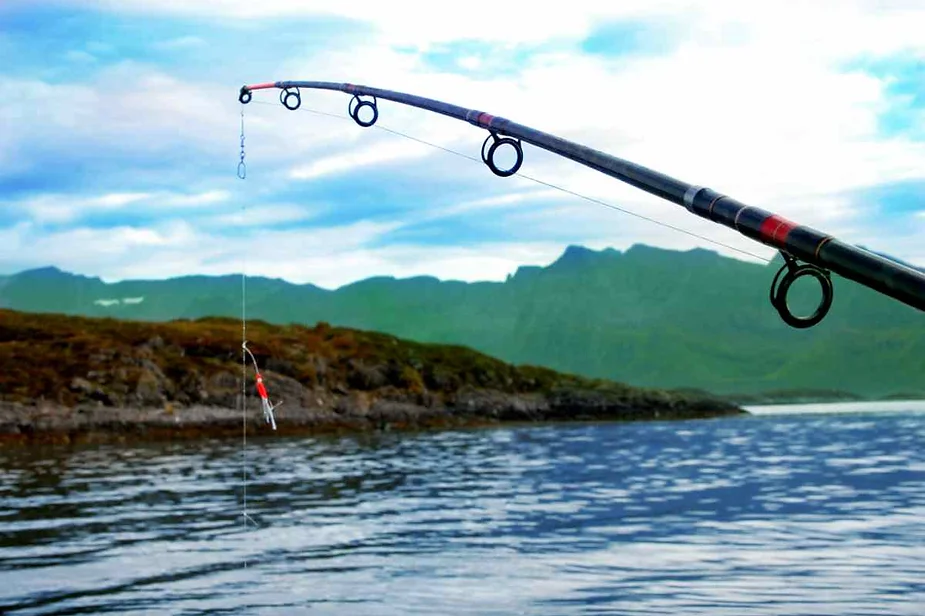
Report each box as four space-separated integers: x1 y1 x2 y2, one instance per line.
135 368 166 407
208 371 237 390
346 360 389 390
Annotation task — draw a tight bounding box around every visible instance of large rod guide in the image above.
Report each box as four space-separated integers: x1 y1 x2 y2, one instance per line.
239 80 925 329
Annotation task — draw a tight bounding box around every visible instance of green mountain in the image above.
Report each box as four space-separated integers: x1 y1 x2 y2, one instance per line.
2 244 923 398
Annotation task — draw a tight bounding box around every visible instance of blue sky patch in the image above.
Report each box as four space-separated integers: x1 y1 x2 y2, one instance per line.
844 54 924 139
0 3 372 84
370 210 522 247
416 39 570 78
579 20 675 58
849 178 925 217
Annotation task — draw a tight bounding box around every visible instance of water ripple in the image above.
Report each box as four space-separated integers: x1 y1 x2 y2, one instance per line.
2 406 925 614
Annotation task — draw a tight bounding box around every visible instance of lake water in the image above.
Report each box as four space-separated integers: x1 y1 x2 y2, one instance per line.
2 401 924 614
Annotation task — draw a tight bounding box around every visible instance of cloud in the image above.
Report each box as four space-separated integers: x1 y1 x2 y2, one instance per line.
6 190 233 225
205 203 318 227
64 49 97 64
1 0 924 289
0 219 196 264
257 17 925 236
438 188 563 216
289 137 433 180
21 1 657 43
0 68 235 185
0 214 575 288
18 0 925 55
153 36 205 51
164 191 231 207
10 192 150 224
0 217 413 286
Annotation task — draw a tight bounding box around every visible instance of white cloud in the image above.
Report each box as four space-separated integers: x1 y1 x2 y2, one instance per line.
0 69 229 177
0 212 565 287
443 189 562 213
0 217 400 284
27 0 925 53
457 57 481 71
64 49 96 64
92 193 152 207
0 220 197 268
153 36 205 51
4 0 925 286
36 0 651 42
163 191 231 207
206 203 318 227
250 15 925 257
7 190 232 224
10 192 149 224
289 137 433 180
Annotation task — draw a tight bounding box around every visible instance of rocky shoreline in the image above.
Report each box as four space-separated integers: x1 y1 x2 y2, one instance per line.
0 385 744 446
0 310 745 446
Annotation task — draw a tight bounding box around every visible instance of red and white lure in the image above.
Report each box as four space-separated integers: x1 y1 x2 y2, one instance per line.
242 341 281 430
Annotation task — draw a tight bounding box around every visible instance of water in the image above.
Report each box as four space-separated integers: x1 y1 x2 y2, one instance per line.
2 402 924 615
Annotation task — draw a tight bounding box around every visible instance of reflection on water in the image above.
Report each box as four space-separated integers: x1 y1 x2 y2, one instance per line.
2 406 925 614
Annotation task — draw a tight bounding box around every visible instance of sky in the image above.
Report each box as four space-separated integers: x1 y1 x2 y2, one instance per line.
1 0 923 288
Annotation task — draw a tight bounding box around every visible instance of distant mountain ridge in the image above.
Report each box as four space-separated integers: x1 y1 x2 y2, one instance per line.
2 243 923 399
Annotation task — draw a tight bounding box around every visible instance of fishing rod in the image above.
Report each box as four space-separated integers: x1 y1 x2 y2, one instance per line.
238 80 925 329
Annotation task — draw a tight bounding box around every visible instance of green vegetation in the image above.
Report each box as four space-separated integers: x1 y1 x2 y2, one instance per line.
3 244 923 400
0 309 571 406
0 309 742 444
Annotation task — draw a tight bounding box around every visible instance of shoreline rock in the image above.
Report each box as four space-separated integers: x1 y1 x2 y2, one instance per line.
0 386 744 446
0 309 745 446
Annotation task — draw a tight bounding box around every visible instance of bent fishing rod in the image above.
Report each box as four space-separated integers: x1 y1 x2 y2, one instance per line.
238 80 925 329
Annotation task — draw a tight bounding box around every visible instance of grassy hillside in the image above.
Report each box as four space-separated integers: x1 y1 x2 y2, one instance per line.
2 244 922 399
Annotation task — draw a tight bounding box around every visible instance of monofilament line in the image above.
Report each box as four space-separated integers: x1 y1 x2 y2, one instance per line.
239 106 249 568
250 99 772 264
238 108 263 561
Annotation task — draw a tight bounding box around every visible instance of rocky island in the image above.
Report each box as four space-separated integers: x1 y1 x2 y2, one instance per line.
0 309 744 445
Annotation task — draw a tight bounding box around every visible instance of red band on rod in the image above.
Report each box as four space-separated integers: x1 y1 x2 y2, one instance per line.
246 82 278 90
760 214 797 245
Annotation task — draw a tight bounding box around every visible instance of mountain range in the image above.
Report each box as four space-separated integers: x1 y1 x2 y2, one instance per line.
1 244 923 399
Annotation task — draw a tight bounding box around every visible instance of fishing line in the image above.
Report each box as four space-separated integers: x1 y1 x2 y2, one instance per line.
250 99 772 263
239 107 249 566
238 108 259 571
237 108 278 556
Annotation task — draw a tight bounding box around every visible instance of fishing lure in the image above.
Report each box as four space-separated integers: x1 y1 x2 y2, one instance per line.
243 341 281 430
